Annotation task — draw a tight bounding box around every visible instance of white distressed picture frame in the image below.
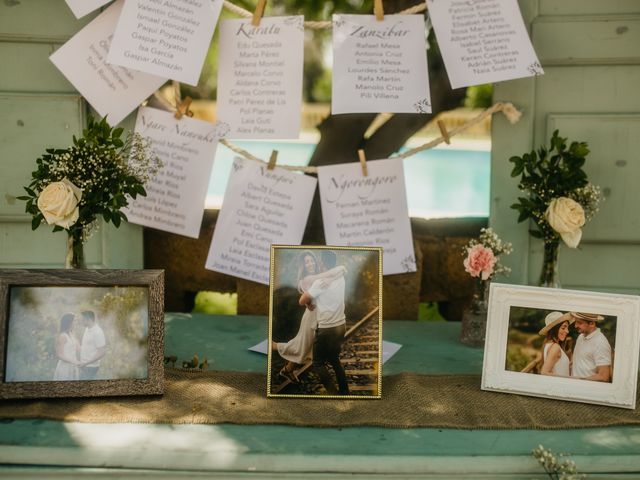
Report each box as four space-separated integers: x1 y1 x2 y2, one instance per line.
482 283 640 409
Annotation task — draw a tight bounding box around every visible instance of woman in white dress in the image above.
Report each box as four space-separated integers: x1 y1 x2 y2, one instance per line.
53 313 80 381
272 250 346 383
539 311 574 377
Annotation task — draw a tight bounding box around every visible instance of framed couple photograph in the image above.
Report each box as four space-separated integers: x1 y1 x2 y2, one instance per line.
0 269 164 399
482 283 640 409
267 245 382 399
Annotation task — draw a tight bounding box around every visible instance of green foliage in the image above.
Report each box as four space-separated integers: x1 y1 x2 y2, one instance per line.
19 117 160 239
418 302 445 322
509 130 590 242
193 292 238 315
463 84 493 108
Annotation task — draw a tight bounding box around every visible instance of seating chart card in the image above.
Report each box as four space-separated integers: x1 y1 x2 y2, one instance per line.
50 0 166 125
205 157 317 284
427 0 544 88
107 0 223 86
318 158 416 275
332 14 431 114
65 0 112 18
123 107 227 238
216 16 304 139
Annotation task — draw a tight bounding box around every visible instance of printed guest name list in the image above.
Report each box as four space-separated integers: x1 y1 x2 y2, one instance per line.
205 157 316 284
427 0 543 88
216 16 304 139
332 14 431 114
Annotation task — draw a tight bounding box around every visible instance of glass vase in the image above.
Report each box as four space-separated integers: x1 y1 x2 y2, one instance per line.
460 280 489 347
539 240 560 288
65 229 85 269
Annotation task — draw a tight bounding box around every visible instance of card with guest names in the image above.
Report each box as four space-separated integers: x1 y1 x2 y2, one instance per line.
216 16 305 139
122 106 228 238
317 158 416 276
108 0 223 86
205 157 317 285
50 0 166 126
65 0 112 19
426 0 544 88
332 14 432 114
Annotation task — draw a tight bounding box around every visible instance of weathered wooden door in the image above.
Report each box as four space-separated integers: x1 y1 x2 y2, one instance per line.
0 1 142 268
491 0 640 294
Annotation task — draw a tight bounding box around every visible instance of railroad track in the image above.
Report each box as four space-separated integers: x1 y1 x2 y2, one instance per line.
271 306 380 395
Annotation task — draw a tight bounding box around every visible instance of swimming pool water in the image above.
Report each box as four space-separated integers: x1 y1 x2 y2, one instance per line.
206 140 490 219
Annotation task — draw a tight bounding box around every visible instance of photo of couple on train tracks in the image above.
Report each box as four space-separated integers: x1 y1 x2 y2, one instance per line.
268 246 382 398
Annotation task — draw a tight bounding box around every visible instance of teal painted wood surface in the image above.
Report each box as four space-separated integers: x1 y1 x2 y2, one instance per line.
0 1 143 269
491 1 640 294
0 315 639 478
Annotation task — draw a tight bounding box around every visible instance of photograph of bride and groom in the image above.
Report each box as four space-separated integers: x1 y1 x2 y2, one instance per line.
5 286 150 383
268 246 382 398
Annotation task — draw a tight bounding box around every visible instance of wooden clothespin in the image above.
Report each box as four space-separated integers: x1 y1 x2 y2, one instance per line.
437 119 451 145
267 150 278 170
174 96 193 120
357 149 368 177
374 0 384 21
252 0 267 26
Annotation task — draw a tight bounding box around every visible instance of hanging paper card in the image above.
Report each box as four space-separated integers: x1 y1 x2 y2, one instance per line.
318 158 416 275
50 0 166 125
332 14 431 114
427 0 544 88
216 16 305 139
205 157 316 284
65 0 112 19
107 0 223 86
122 107 227 238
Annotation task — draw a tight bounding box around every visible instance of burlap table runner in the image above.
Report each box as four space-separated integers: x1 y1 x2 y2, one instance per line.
0 369 638 429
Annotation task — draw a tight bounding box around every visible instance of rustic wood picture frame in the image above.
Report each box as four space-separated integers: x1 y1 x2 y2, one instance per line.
0 269 164 400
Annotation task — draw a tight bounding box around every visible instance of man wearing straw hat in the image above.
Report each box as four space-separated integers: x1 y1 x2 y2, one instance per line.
571 312 612 382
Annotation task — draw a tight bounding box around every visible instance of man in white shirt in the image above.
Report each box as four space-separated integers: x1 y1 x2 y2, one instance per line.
79 310 107 380
299 250 350 395
571 312 612 382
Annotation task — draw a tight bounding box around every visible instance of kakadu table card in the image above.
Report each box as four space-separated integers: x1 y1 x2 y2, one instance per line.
50 0 166 126
216 16 304 139
205 158 317 284
122 106 226 238
332 14 431 114
65 0 113 18
108 0 223 86
426 0 544 89
317 159 416 275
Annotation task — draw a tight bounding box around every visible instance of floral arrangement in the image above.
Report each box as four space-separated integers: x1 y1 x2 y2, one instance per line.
532 445 583 480
18 117 160 267
509 130 602 249
463 227 513 281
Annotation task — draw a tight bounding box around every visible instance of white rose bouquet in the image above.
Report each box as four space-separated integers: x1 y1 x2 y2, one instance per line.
509 130 602 286
18 117 160 267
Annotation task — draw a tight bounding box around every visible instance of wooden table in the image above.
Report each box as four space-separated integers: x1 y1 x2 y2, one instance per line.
0 314 639 478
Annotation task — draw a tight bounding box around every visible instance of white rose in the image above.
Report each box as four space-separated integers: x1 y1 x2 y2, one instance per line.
545 197 585 248
37 178 83 229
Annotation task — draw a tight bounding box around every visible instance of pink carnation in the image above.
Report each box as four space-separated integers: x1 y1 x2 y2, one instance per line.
464 244 497 280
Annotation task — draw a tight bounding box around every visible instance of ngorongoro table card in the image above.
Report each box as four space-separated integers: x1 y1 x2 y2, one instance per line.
216 16 304 139
123 107 227 238
107 0 223 86
205 157 317 284
317 158 416 275
65 0 112 18
332 14 431 114
427 0 544 88
50 0 166 125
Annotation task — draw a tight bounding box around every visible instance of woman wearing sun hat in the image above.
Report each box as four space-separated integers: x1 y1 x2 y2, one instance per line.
539 311 574 377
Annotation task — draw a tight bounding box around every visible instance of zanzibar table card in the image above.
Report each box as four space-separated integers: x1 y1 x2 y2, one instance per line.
108 0 223 85
318 158 416 275
123 106 227 238
65 0 112 19
332 14 431 114
50 0 166 125
427 0 544 89
205 157 317 284
216 16 305 139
